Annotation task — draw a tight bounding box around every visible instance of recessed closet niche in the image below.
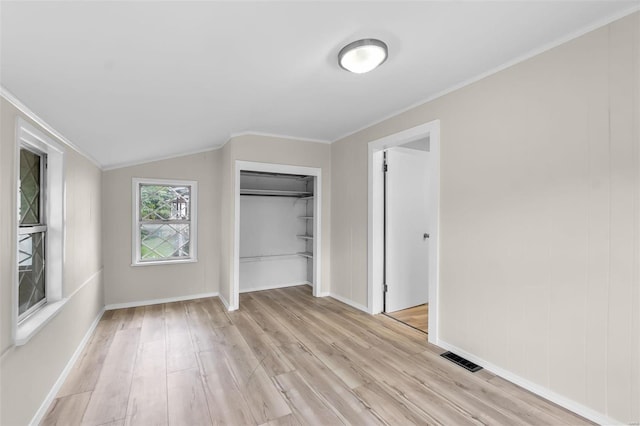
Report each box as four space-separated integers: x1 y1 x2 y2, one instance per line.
239 171 316 293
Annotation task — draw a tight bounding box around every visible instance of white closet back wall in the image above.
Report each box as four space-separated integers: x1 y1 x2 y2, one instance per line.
239 172 314 292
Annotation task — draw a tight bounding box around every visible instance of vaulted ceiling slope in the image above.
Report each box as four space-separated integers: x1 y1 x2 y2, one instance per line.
1 1 638 169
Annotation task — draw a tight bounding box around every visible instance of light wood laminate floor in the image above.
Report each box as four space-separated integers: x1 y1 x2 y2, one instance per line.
42 285 590 425
386 304 428 333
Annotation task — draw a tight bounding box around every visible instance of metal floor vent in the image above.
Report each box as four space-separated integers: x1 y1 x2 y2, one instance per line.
440 351 483 372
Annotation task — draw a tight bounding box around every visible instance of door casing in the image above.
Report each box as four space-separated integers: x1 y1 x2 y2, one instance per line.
367 120 440 343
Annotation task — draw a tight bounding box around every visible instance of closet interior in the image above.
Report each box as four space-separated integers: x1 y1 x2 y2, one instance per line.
239 170 316 293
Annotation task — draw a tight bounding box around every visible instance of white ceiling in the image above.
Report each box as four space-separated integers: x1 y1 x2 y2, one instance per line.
1 1 638 169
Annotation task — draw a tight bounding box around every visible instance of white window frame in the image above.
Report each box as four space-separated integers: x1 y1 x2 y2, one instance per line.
14 118 66 346
132 178 198 266
18 146 48 320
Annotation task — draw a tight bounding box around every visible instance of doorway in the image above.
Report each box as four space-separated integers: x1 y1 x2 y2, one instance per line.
367 120 440 344
383 142 430 333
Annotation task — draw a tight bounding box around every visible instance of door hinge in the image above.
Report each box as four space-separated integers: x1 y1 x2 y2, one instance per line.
383 284 388 292
383 162 388 172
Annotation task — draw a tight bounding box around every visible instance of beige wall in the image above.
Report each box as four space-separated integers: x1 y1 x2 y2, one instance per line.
0 97 104 425
331 12 639 423
219 134 332 307
102 150 220 305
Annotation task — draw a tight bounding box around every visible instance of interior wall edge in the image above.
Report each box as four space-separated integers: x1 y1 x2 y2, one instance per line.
104 291 219 310
0 87 102 169
101 144 223 172
436 339 620 425
329 4 640 144
328 292 370 314
27 306 105 426
0 271 104 425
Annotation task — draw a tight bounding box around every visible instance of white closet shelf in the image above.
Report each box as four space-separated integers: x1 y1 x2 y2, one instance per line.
240 253 301 262
298 216 314 220
299 196 315 200
297 252 314 259
296 235 313 240
240 189 312 197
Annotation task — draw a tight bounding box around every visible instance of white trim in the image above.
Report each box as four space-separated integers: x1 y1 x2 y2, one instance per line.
367 120 440 344
331 4 640 144
67 269 103 300
328 292 369 314
104 130 331 171
28 307 104 426
233 161 323 311
240 281 311 294
14 269 103 347
103 146 221 171
0 269 102 359
131 177 198 266
1 87 102 169
230 131 331 145
436 339 620 426
15 118 67 345
130 258 198 267
104 292 219 311
218 292 232 311
15 300 67 346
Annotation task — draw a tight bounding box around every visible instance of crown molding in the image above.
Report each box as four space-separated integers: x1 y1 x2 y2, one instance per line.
332 4 640 144
0 87 103 169
102 145 223 171
229 131 332 145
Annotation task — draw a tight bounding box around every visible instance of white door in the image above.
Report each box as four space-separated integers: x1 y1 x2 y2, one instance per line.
385 147 429 313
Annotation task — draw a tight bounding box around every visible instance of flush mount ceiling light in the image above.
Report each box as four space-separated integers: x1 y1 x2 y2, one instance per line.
338 39 388 74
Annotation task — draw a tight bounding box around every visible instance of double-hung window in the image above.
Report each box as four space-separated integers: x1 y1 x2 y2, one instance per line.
132 178 198 265
15 118 64 346
18 147 47 319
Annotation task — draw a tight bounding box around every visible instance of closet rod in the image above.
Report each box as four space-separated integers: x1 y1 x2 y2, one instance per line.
240 171 308 179
240 189 312 197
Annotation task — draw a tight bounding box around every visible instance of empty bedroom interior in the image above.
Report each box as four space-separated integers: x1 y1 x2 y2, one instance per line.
0 2 639 425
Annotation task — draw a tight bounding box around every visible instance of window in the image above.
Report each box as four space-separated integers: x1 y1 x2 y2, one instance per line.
14 118 65 345
132 178 198 265
18 147 47 319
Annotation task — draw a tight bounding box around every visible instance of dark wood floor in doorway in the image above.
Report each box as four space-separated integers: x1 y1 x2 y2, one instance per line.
386 303 429 333
42 285 590 425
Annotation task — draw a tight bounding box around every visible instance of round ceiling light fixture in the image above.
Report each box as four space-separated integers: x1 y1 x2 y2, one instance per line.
338 39 388 74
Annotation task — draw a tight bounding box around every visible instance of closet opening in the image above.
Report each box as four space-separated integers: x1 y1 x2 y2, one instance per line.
233 161 322 310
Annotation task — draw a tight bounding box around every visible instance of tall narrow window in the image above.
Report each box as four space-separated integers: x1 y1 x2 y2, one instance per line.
18 147 47 319
132 178 198 265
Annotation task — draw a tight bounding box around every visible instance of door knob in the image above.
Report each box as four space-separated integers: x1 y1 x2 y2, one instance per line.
423 233 430 239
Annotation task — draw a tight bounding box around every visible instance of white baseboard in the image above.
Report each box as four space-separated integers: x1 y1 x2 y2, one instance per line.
328 292 369 313
436 340 620 425
104 292 219 310
29 308 104 426
218 292 232 311
240 281 310 294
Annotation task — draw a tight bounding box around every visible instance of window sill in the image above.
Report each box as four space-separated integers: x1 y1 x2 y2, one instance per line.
131 258 198 267
15 299 68 346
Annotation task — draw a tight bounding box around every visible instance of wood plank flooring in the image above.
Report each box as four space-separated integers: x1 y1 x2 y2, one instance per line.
386 304 428 333
42 285 590 425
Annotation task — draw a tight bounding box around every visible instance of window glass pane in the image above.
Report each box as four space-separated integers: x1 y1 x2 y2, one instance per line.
19 149 41 225
140 224 190 260
18 231 46 315
140 185 190 221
